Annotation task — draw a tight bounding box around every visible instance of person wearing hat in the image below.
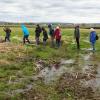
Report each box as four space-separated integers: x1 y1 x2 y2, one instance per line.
54 26 61 48
74 25 80 50
48 24 55 47
90 28 96 51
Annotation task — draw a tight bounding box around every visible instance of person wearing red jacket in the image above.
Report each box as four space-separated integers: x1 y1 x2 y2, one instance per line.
54 26 61 48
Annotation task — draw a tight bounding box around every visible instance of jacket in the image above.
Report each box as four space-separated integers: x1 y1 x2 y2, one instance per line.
90 31 96 44
54 29 61 40
35 26 42 37
74 28 80 38
21 25 29 36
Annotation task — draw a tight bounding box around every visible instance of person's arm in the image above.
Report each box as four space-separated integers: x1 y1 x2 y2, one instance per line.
10 29 11 33
74 29 76 39
54 30 56 38
59 30 62 36
78 29 80 38
35 28 37 33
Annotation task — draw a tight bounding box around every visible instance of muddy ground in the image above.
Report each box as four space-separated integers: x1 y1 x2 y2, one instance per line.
5 50 100 100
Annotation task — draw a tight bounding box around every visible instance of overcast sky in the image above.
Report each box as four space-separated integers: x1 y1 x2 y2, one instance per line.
0 0 100 23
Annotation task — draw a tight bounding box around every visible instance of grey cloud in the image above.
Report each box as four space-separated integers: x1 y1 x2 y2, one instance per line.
0 0 100 23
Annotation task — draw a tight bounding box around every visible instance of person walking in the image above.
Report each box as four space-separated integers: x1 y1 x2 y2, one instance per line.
54 26 61 48
3 27 11 42
42 27 48 46
35 24 42 45
90 28 96 51
21 24 30 44
74 25 80 50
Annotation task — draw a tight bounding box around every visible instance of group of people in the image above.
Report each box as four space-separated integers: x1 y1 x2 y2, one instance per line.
3 24 98 51
21 24 62 48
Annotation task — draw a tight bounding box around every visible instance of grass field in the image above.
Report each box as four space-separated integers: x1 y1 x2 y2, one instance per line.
0 27 100 100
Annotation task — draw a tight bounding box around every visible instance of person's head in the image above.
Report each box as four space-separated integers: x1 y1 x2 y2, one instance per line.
48 24 52 28
37 24 40 27
56 26 60 30
75 25 79 29
90 28 95 32
42 27 45 31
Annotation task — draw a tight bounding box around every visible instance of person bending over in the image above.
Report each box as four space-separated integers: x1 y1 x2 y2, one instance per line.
4 27 11 42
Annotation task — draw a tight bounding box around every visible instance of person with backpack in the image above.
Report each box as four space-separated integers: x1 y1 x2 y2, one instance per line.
48 24 55 47
54 26 61 48
74 25 80 50
90 28 97 51
35 24 42 45
3 27 11 42
42 27 48 46
21 24 30 44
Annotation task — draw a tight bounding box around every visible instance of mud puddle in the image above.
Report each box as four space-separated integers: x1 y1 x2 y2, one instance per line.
34 59 74 84
4 52 100 99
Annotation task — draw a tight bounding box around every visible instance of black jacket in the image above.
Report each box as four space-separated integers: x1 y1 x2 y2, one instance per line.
35 26 42 37
74 28 80 38
43 30 48 39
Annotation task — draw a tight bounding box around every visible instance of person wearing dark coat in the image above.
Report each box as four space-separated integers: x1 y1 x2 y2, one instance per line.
42 27 48 46
48 24 55 47
3 27 11 42
35 24 42 45
74 25 80 49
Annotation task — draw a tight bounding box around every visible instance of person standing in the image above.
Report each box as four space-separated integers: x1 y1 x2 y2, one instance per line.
3 27 11 42
42 27 48 46
21 24 30 44
48 24 55 47
90 28 96 51
74 25 80 50
54 26 61 48
35 24 42 45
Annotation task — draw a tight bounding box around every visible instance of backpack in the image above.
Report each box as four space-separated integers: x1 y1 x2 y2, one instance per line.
96 34 99 40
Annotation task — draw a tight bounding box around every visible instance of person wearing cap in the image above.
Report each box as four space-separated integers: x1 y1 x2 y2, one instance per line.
74 25 80 50
54 26 61 48
90 28 96 51
35 24 42 45
48 24 55 47
21 24 30 44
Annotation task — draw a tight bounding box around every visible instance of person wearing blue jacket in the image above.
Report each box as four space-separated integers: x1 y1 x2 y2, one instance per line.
21 24 30 44
90 28 96 51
